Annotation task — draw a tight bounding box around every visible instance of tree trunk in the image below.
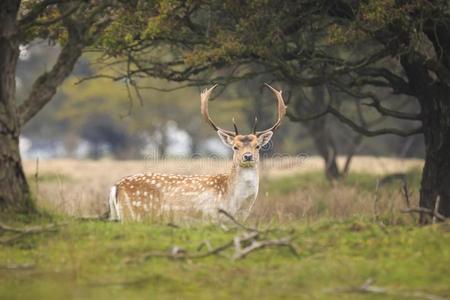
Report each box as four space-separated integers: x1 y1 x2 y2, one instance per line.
0 0 34 213
401 53 450 222
190 133 201 156
0 134 34 213
291 85 341 180
304 118 341 180
156 124 169 158
419 86 450 222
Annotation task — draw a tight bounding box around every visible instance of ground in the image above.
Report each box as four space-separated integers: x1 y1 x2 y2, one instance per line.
1 157 449 299
1 219 449 300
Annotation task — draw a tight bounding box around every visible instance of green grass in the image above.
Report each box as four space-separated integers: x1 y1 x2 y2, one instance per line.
1 169 444 299
1 218 449 300
263 168 422 196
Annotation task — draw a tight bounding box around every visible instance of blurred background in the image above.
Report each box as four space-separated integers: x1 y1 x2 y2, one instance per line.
18 42 424 163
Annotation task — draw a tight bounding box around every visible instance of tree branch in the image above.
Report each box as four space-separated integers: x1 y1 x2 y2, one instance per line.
286 109 329 122
332 82 421 121
18 3 110 125
18 28 84 125
327 106 423 137
356 67 413 95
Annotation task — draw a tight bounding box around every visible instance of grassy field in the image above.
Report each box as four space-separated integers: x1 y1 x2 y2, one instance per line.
1 157 449 300
21 156 423 219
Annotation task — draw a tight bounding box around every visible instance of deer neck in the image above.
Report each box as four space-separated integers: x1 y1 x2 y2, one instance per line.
225 162 259 214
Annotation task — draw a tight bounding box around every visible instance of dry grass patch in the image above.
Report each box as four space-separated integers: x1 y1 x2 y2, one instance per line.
23 157 423 221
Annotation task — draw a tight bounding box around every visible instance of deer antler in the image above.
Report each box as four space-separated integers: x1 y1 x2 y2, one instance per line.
201 83 286 136
255 83 287 136
200 85 237 136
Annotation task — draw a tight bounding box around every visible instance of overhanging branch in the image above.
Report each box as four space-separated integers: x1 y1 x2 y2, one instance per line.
327 106 422 137
332 83 421 121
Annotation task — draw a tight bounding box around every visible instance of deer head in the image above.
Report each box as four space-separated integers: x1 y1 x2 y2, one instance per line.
201 83 287 168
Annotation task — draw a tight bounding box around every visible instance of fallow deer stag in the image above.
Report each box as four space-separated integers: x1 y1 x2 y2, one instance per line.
108 83 286 221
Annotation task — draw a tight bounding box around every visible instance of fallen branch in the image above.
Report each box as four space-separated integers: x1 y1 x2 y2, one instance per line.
400 207 446 222
139 240 234 261
137 214 298 261
0 223 60 245
399 181 447 223
0 223 58 234
328 278 446 300
232 235 298 260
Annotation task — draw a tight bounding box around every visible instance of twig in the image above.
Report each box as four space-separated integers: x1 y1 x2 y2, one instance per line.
138 228 297 261
328 278 446 300
0 223 58 234
232 236 298 260
432 196 441 224
134 210 298 262
218 209 289 235
401 207 446 222
197 240 213 252
399 180 447 224
218 209 258 232
402 179 412 208
140 241 234 261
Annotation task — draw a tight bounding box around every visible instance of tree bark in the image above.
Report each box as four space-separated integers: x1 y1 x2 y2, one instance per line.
0 0 34 213
419 86 450 221
0 134 34 213
402 53 450 221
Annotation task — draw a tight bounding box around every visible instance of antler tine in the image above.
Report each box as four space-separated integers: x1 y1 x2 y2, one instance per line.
200 84 236 136
256 83 287 136
232 117 239 135
252 116 258 134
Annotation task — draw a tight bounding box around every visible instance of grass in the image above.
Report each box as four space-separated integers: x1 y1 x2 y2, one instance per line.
2 157 446 299
262 168 423 196
1 219 449 300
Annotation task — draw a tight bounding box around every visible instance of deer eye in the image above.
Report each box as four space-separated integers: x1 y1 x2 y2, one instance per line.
233 146 239 150
256 145 260 149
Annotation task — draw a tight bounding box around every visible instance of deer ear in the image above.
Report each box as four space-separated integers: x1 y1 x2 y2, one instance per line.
217 130 235 148
257 131 273 147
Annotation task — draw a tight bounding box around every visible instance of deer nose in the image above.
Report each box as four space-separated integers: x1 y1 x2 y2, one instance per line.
243 152 253 161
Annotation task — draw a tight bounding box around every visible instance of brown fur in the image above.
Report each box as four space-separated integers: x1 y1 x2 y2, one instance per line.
115 173 230 220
